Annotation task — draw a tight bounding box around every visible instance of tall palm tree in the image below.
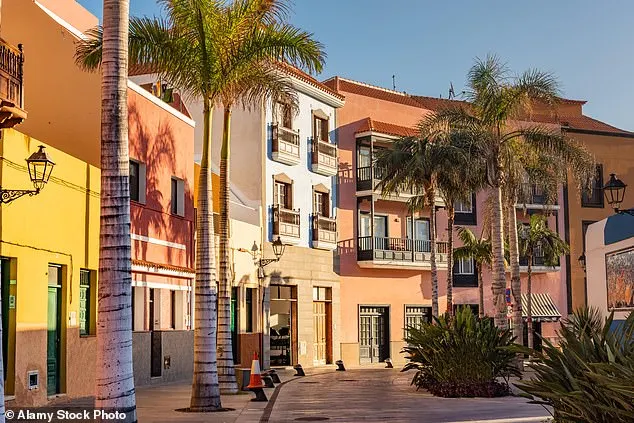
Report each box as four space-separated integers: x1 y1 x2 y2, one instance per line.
375 137 442 317
453 227 493 318
98 0 136 421
435 134 485 316
419 56 594 328
213 0 323 393
77 0 324 403
518 214 569 349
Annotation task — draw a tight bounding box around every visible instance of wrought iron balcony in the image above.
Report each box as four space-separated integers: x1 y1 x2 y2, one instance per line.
519 254 560 273
312 214 336 249
272 124 300 165
515 183 559 210
0 39 26 128
311 139 337 176
273 204 300 242
357 236 449 269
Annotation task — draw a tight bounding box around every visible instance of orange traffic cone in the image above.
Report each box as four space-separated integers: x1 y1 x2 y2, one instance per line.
246 352 267 402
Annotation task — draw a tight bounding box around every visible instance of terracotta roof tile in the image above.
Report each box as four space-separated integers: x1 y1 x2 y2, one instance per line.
324 77 423 108
355 118 417 137
526 114 632 135
132 259 194 274
277 63 345 101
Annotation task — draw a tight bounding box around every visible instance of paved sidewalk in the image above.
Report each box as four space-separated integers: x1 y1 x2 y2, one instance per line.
265 368 551 423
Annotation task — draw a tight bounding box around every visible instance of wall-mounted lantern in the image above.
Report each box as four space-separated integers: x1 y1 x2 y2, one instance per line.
1 145 55 204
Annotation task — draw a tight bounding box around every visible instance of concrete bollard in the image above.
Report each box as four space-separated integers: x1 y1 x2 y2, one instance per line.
385 358 393 369
293 364 305 377
335 360 346 371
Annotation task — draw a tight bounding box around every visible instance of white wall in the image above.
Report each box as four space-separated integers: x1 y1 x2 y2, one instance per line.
264 91 337 247
586 218 633 321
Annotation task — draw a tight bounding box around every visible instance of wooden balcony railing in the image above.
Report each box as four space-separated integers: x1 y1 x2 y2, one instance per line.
356 165 415 196
0 39 26 128
312 214 336 244
311 139 337 175
357 236 449 264
273 205 300 238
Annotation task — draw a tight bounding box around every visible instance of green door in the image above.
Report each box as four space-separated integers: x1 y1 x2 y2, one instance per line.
47 266 62 396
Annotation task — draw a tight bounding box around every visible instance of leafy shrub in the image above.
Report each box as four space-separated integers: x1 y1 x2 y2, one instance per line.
402 306 520 397
516 307 634 423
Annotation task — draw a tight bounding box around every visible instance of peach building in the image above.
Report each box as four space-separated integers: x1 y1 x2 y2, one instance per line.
1 0 196 404
325 77 567 365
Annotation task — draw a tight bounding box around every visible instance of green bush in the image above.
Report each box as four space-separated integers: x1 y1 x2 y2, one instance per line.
402 307 521 397
516 307 634 423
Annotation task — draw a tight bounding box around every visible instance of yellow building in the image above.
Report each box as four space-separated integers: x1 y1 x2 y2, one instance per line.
0 128 100 405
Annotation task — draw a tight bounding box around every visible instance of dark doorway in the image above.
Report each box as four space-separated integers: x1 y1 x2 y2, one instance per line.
359 306 389 364
47 265 62 395
523 321 543 352
149 289 162 377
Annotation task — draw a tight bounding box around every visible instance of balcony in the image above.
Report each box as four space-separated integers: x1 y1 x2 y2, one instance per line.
357 236 449 269
272 124 300 166
0 39 26 128
311 139 337 176
312 214 336 250
519 255 560 273
273 205 300 244
515 184 559 210
356 165 444 205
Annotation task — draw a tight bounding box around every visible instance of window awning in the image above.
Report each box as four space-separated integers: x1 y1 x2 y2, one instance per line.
521 293 561 322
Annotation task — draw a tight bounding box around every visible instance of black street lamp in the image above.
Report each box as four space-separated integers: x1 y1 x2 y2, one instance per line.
1 145 55 204
247 236 285 268
603 173 627 213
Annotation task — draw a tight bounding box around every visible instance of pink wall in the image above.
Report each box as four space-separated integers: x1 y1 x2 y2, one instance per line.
128 89 195 269
335 79 568 349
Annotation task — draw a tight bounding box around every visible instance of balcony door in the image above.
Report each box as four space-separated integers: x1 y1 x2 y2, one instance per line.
407 218 430 252
360 213 387 250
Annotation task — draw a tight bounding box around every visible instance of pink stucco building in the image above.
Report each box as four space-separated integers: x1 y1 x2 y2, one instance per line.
324 77 566 365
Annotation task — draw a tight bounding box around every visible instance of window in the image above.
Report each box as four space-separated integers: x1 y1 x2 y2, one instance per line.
170 290 176 329
79 269 94 336
129 160 146 203
581 220 596 252
171 177 185 216
404 306 431 337
453 304 479 316
455 197 473 213
314 117 329 142
312 287 331 301
582 164 604 207
455 257 474 275
245 288 254 333
276 102 292 129
313 191 329 217
274 181 291 209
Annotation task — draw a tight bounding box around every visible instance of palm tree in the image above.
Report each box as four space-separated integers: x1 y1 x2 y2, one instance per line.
375 137 442 317
518 214 569 349
419 56 594 328
453 227 493 318
77 0 324 403
98 0 136 421
435 134 485 316
213 0 323 393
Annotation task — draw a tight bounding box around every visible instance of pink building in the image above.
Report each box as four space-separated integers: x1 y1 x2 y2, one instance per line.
324 77 565 365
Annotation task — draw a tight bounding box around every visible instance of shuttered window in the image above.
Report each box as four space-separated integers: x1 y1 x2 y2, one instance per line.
79 270 92 336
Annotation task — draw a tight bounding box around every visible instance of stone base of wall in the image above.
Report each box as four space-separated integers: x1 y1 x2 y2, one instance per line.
132 331 193 387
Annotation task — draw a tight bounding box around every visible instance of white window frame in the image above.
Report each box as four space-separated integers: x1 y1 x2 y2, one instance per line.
455 257 475 275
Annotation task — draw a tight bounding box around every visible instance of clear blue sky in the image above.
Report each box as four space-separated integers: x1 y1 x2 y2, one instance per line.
77 0 634 130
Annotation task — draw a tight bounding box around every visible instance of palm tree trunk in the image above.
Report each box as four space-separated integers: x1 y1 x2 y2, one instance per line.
506 200 523 344
217 106 238 394
490 186 508 329
190 99 222 411
428 185 439 318
478 268 484 318
96 1 136 421
446 205 455 317
527 254 534 350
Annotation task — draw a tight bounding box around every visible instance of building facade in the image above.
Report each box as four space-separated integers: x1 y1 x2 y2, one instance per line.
1 0 197 404
325 77 567 365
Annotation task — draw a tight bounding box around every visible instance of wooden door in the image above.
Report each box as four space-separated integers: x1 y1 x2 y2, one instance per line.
359 306 389 364
313 302 327 365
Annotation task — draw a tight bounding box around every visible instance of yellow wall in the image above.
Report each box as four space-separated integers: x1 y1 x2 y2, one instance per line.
0 128 100 405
